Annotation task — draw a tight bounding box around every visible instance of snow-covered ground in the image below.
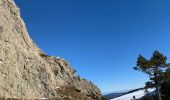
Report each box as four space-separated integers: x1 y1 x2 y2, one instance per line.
111 89 155 100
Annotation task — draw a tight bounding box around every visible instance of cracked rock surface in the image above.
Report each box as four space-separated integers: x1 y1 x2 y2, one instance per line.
0 0 101 99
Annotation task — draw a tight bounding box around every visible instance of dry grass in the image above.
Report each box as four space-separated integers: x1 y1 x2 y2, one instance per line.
0 86 102 100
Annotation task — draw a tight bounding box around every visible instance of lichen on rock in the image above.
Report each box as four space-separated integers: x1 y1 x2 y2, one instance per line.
0 0 3 5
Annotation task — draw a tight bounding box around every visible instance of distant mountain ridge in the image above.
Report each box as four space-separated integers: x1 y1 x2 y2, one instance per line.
103 88 155 100
103 88 143 99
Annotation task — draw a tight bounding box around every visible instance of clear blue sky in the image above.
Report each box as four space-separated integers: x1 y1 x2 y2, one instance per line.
15 0 170 93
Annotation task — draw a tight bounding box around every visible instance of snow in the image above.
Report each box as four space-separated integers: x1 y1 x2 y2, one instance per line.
111 89 155 100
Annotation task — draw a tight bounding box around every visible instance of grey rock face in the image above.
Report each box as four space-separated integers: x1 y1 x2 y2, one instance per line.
0 0 101 99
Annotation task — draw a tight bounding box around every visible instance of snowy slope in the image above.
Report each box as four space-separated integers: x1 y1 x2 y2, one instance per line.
111 89 155 100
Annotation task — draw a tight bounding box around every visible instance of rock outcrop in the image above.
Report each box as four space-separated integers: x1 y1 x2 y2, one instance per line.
0 0 101 99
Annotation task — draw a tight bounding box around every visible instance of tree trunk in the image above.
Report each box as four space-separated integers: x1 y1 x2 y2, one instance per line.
154 71 162 100
156 86 162 100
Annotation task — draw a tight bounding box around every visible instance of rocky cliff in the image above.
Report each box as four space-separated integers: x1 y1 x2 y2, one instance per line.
0 0 101 99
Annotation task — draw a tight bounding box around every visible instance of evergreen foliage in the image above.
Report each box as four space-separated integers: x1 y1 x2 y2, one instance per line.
134 50 170 100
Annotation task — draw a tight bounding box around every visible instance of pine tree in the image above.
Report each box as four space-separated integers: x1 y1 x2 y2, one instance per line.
134 50 170 100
